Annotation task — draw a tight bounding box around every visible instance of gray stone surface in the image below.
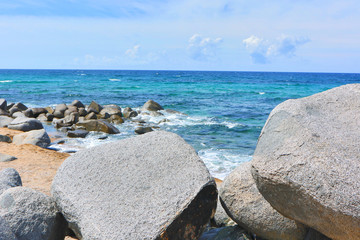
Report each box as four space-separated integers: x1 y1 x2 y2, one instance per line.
76 119 119 134
0 187 67 240
87 101 103 114
67 130 89 138
0 168 22 195
251 84 360 240
100 106 122 118
199 226 251 240
12 103 27 111
0 109 9 116
141 100 164 111
31 108 48 118
52 131 217 240
135 126 153 134
70 100 85 109
7 117 43 131
23 109 34 118
12 129 51 148
0 135 11 143
0 154 17 163
9 107 21 117
0 99 7 110
123 107 138 118
0 216 18 240
0 116 13 128
11 112 25 119
220 162 307 240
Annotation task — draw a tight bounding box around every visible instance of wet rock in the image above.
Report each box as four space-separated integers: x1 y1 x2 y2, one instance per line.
135 126 153 135
8 117 43 131
12 129 51 148
141 100 164 111
52 131 217 240
31 108 48 118
70 100 85 109
53 104 68 118
220 162 307 240
0 168 22 195
0 116 14 128
0 135 12 143
87 101 103 114
123 107 138 118
251 84 360 240
75 120 119 134
0 153 17 162
78 108 87 117
109 115 124 124
0 187 67 240
85 112 97 120
67 130 89 138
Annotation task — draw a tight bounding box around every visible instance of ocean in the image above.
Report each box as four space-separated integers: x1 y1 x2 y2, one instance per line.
1 69 359 179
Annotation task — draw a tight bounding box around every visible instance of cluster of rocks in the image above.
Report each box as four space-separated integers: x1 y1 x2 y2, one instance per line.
219 84 360 240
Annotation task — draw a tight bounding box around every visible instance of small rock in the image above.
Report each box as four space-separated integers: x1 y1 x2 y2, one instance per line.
100 106 122 118
70 100 85 109
135 127 153 135
123 107 138 118
78 108 87 117
109 115 124 124
31 108 48 118
9 107 21 117
12 111 25 118
0 187 67 240
53 104 68 118
0 135 12 143
12 129 51 148
76 120 120 134
85 112 97 120
7 117 43 131
12 103 27 111
67 130 89 138
141 100 164 111
0 168 22 195
24 109 34 118
0 153 17 162
87 101 103 114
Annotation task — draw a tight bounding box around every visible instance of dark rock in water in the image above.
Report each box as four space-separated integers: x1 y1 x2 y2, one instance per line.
0 216 18 240
123 107 138 118
0 168 22 195
24 109 34 118
100 106 122 118
87 101 103 114
76 119 119 134
31 108 48 118
220 162 307 240
85 112 97 120
0 135 12 143
135 126 153 135
70 100 85 109
159 118 170 124
0 153 17 162
251 84 360 240
0 108 10 116
8 117 43 131
98 136 108 140
59 127 71 133
109 115 124 124
63 112 79 125
0 99 7 110
78 107 87 117
67 130 89 138
46 113 54 122
12 129 51 148
199 226 251 240
165 109 186 115
0 116 14 128
141 100 164 111
12 103 27 111
51 131 217 240
0 187 67 240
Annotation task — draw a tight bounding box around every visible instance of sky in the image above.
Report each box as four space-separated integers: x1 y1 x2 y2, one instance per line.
0 0 359 72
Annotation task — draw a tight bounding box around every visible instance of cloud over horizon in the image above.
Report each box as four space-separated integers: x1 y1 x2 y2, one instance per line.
243 35 310 64
188 34 223 61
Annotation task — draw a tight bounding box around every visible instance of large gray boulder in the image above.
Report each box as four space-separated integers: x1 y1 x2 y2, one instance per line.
251 84 360 240
0 187 67 240
0 216 18 240
75 119 119 134
12 129 51 148
7 117 43 131
87 101 103 114
69 100 85 109
0 168 22 195
0 99 7 110
51 131 217 240
0 116 13 128
220 162 307 240
141 99 164 111
100 106 122 118
0 153 17 162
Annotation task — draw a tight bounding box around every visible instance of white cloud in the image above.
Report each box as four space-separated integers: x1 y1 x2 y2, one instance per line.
125 45 141 59
188 34 223 61
243 35 309 64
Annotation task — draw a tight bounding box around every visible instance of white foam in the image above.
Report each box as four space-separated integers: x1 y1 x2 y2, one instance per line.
259 92 265 95
109 78 121 82
0 80 12 83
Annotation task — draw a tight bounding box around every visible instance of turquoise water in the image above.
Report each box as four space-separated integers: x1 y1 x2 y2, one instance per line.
1 70 359 178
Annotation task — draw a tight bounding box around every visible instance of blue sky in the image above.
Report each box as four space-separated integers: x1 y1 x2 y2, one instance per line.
0 0 359 72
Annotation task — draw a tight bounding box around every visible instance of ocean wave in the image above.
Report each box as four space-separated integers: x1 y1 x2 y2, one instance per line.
109 78 121 82
0 80 13 83
198 149 252 179
259 92 266 95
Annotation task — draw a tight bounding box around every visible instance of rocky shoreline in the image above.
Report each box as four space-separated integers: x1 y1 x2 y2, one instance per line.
0 84 359 239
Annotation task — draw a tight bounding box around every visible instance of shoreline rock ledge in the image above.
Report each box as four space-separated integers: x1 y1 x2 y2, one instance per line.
51 131 217 240
251 84 360 240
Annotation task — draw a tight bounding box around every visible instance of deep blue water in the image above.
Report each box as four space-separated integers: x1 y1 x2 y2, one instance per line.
1 69 359 178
